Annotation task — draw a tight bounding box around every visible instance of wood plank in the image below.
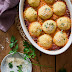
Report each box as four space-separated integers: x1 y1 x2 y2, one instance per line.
56 45 72 72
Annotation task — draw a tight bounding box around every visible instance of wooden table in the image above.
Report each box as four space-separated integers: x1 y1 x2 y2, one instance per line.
0 1 72 72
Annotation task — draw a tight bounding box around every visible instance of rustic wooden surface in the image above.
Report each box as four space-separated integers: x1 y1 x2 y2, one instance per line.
0 0 72 72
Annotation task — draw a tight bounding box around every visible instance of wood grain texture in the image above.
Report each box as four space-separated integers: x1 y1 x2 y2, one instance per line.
56 45 72 72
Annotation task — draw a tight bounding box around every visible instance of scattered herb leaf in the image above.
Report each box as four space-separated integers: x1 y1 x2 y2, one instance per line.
45 8 47 10
61 23 65 26
9 43 14 48
61 30 63 34
8 62 13 68
17 65 23 72
10 71 14 72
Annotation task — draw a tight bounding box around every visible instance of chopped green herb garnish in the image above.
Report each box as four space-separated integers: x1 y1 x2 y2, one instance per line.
64 39 65 40
8 62 13 68
61 30 63 34
35 13 36 15
40 29 42 32
45 8 47 10
44 25 47 28
48 8 50 11
47 23 48 25
10 71 14 72
61 23 65 26
51 23 53 25
17 65 23 72
45 8 50 11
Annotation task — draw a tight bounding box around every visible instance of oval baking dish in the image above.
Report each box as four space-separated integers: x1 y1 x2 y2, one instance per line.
19 0 72 55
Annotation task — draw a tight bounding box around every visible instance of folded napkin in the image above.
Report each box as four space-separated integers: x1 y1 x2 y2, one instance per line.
0 0 19 32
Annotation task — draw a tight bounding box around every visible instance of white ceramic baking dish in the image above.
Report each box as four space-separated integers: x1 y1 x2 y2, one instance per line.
19 0 72 55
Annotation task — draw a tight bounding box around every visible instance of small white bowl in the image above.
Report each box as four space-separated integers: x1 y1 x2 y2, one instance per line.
19 0 72 55
1 52 32 72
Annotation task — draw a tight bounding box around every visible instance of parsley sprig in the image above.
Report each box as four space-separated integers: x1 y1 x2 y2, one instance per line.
8 62 13 68
9 36 18 55
23 41 36 60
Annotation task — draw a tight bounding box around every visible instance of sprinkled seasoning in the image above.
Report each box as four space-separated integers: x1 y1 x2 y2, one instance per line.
51 23 53 25
47 23 48 25
61 23 65 26
35 13 36 15
45 8 47 10
45 8 50 11
40 29 42 32
60 30 63 34
48 8 50 11
64 39 65 40
44 25 47 28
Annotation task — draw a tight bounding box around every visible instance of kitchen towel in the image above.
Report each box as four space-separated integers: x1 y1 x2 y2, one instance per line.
0 0 19 32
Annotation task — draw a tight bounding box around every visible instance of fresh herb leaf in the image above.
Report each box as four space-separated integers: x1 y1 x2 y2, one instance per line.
13 40 18 46
9 50 14 54
10 71 14 72
9 36 18 55
24 47 30 53
61 23 65 26
45 8 47 10
61 30 63 34
17 65 23 72
9 43 14 48
8 62 13 68
9 36 18 48
15 44 18 50
23 41 36 60
58 68 67 72
10 36 15 43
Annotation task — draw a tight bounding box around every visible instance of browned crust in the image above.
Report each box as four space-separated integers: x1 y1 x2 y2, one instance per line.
28 22 42 37
53 31 68 47
52 1 66 16
56 16 71 30
37 34 52 49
